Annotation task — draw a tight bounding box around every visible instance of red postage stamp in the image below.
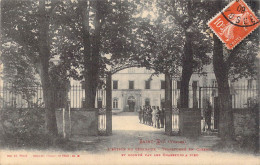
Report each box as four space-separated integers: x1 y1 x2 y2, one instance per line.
208 0 259 49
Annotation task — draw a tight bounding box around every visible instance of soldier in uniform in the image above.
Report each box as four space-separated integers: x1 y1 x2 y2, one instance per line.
148 106 153 126
138 106 143 123
144 106 148 125
152 106 157 127
160 108 165 128
204 99 212 131
142 105 145 124
156 106 161 129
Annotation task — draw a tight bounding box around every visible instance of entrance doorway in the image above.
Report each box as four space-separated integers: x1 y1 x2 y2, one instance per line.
145 98 150 106
127 96 135 112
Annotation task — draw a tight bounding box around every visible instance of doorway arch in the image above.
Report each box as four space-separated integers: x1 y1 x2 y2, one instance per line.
127 96 136 112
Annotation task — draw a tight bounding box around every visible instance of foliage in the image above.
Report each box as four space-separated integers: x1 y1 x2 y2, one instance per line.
205 0 259 82
1 0 70 89
156 0 212 74
45 0 139 82
0 105 46 147
132 16 183 75
1 40 39 101
227 31 259 81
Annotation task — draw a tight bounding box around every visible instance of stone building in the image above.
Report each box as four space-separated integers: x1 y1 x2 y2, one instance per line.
68 63 257 112
1 63 257 110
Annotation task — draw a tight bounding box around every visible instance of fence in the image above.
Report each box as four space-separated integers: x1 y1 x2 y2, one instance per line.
0 84 257 134
1 84 256 109
0 84 108 134
0 84 107 109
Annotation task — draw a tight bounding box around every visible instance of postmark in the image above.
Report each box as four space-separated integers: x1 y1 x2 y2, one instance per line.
208 0 259 49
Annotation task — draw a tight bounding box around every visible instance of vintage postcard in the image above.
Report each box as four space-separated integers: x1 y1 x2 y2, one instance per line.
0 0 259 165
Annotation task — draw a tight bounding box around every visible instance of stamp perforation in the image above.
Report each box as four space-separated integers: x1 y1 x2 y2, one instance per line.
207 0 259 50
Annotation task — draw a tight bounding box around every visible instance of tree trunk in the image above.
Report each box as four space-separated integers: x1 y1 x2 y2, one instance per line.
165 73 172 135
38 0 58 137
180 32 193 108
42 84 58 137
213 34 234 141
180 76 190 108
80 0 100 109
90 0 102 108
85 73 97 108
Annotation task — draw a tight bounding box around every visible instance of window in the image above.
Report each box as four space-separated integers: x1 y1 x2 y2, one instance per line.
113 98 118 109
113 80 118 89
145 80 151 89
247 79 253 89
161 80 165 89
145 98 150 106
129 81 134 89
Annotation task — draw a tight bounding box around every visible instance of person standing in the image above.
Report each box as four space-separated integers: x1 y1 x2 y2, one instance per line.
144 106 148 125
148 106 153 126
156 106 161 129
138 106 143 123
152 106 157 127
204 100 212 131
160 108 165 128
142 105 145 124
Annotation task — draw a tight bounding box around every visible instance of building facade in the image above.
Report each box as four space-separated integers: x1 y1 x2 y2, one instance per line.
1 64 257 110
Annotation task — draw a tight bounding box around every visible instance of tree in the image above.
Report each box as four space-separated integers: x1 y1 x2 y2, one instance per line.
50 0 138 108
132 16 182 76
156 0 212 108
1 0 69 138
1 39 39 105
209 0 259 140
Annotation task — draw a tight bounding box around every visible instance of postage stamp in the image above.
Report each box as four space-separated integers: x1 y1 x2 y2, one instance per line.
208 0 259 49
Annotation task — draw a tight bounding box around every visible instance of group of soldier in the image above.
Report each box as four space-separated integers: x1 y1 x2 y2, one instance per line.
138 100 213 131
138 105 165 129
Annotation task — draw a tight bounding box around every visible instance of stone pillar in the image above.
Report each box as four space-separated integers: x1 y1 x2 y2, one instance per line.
106 72 112 135
179 108 201 137
165 73 172 135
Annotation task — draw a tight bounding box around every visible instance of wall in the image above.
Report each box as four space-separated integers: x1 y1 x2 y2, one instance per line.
233 108 257 137
232 108 258 151
179 108 201 137
56 108 98 137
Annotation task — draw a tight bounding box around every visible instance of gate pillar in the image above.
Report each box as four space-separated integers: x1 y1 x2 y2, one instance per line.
165 73 172 135
106 72 112 135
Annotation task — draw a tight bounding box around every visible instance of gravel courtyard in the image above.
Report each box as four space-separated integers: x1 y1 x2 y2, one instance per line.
1 112 259 165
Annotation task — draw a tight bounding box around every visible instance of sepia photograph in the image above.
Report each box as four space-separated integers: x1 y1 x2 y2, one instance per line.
0 0 259 164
